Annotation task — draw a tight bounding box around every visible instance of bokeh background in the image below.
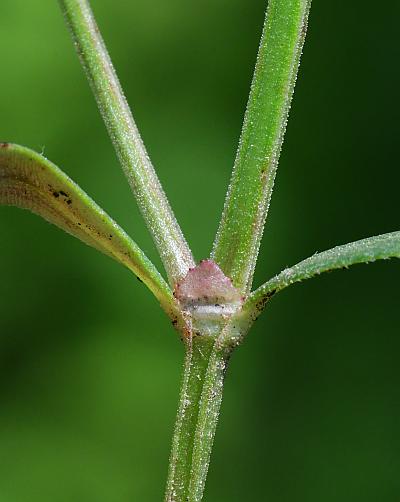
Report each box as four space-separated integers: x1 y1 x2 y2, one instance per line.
1 1 400 501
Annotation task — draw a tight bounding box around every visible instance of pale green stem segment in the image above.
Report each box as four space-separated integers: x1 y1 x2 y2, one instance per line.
165 328 231 502
59 0 195 285
212 0 311 294
243 231 400 319
0 143 177 317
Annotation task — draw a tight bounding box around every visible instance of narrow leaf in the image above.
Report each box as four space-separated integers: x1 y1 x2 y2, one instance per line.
243 231 400 318
59 0 195 285
0 143 176 315
212 0 311 294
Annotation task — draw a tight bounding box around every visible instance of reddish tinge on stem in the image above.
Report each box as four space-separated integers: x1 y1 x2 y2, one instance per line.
174 259 243 309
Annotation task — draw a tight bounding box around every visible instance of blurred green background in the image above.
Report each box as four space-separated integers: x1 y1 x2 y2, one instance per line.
1 1 400 501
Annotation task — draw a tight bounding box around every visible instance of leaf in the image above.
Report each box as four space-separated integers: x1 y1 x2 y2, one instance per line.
211 0 312 293
243 231 400 318
0 143 176 315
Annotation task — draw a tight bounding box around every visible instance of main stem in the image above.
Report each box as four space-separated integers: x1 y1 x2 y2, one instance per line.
165 330 232 502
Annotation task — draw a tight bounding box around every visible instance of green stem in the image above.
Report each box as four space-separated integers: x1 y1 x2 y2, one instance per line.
212 0 311 293
165 329 231 502
59 0 195 285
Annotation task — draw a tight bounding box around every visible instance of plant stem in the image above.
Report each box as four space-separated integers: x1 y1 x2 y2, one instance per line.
59 0 195 285
165 327 232 502
212 0 311 294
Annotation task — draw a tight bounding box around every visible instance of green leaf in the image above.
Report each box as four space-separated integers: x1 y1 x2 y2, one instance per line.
59 0 195 285
211 0 311 294
243 231 400 318
0 143 177 316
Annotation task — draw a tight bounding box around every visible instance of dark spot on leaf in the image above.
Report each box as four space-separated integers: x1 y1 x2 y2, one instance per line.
59 190 68 197
255 299 266 311
53 191 60 198
0 142 9 148
255 288 277 312
77 222 81 226
66 199 72 205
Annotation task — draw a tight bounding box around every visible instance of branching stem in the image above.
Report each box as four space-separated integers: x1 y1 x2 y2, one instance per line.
212 0 311 294
59 0 195 285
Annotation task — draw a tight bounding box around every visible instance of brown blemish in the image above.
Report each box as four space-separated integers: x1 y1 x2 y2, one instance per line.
59 190 68 197
0 142 9 149
255 288 277 312
66 199 72 205
52 191 60 198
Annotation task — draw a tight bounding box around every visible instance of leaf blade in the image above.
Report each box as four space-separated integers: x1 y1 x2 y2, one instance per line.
243 231 400 318
0 143 177 315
